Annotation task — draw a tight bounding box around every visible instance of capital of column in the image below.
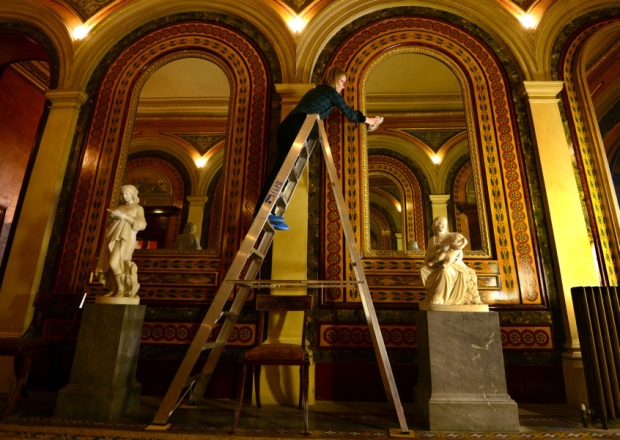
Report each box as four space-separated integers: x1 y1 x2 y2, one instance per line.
186 195 208 206
429 194 451 205
45 89 88 109
523 81 564 102
275 83 315 105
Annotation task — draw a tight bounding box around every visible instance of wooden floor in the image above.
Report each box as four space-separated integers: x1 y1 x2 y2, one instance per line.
1 392 619 439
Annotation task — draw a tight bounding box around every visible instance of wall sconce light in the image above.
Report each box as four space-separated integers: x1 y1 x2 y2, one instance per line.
287 16 306 34
431 155 442 165
73 25 90 40
196 157 207 168
519 14 536 29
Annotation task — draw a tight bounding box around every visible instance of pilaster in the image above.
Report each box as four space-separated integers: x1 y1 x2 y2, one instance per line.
186 195 208 241
0 90 87 335
429 194 451 220
261 83 315 406
523 80 599 406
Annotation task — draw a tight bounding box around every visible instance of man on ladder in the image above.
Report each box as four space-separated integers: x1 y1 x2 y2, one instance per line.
256 65 382 230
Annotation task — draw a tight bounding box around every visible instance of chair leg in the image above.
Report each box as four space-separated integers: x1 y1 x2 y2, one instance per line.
254 365 262 408
2 354 31 419
301 364 309 435
298 365 303 409
231 365 248 434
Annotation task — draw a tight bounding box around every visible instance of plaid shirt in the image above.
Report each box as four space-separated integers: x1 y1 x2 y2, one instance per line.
290 85 367 122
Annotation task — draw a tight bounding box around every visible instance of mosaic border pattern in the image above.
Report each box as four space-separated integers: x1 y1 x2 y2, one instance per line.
140 321 256 347
317 323 554 351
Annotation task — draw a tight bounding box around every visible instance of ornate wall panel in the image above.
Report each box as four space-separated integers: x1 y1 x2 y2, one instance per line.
320 17 543 307
52 22 272 301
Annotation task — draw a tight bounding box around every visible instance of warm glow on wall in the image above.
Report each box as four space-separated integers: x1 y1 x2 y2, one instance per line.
73 25 90 40
287 16 306 34
196 157 207 168
431 154 442 165
519 14 536 29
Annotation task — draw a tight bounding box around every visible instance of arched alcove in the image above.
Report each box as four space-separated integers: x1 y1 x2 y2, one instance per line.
317 16 543 307
52 21 277 302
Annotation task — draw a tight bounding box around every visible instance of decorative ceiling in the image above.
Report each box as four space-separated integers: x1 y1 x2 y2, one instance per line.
65 0 550 21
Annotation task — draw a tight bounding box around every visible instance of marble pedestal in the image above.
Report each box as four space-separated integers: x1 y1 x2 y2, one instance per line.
413 310 519 431
55 303 145 420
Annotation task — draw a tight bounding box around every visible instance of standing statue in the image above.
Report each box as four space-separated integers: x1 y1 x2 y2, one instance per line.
420 216 482 306
172 222 201 250
95 185 147 298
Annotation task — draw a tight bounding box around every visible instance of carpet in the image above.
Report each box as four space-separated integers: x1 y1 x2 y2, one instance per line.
1 394 620 439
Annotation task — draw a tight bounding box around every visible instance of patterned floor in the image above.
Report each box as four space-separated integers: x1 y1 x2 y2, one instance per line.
1 393 620 439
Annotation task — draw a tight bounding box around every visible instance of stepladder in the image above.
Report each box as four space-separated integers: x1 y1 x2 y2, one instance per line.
148 114 414 437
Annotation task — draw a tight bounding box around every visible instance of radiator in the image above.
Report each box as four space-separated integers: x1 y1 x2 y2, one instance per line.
571 286 620 429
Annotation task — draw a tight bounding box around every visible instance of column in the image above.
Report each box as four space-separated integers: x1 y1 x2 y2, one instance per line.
0 90 87 393
429 194 450 220
523 81 599 406
186 195 207 241
261 83 315 406
395 232 403 250
0 90 87 334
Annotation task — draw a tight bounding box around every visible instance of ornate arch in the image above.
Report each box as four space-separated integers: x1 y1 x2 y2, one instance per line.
53 21 273 297
369 206 393 250
320 16 542 306
557 17 620 286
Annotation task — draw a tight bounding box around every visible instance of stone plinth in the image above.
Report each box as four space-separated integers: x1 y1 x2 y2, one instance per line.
55 303 145 420
413 310 519 431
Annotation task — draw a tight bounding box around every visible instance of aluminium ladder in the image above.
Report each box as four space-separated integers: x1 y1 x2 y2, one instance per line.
149 114 412 437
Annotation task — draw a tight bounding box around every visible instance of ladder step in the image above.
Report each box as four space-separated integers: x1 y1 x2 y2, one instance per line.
216 311 239 323
250 248 266 260
202 341 224 351
184 372 213 388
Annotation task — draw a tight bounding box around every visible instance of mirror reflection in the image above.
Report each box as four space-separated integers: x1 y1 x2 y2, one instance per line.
124 57 230 251
364 52 486 253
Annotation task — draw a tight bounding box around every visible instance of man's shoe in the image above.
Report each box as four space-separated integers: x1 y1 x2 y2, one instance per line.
268 214 286 224
273 223 290 231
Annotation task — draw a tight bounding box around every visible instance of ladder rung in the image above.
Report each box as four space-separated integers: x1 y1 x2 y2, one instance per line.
184 372 213 388
232 281 254 288
216 311 239 322
202 341 224 351
250 248 266 260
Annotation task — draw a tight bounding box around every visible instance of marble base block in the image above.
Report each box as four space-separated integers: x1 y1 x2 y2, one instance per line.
413 310 519 431
55 303 145 420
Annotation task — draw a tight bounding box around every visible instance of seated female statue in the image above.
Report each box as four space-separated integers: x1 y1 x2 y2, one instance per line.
419 216 482 306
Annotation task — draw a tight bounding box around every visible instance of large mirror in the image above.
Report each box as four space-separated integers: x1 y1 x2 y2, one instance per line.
123 56 230 252
363 52 488 255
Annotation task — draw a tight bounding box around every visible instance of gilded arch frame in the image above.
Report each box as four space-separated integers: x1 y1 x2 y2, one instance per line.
320 16 542 306
53 22 273 298
558 18 620 286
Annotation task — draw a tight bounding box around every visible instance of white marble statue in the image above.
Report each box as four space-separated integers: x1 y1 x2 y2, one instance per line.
95 184 147 298
420 216 482 306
